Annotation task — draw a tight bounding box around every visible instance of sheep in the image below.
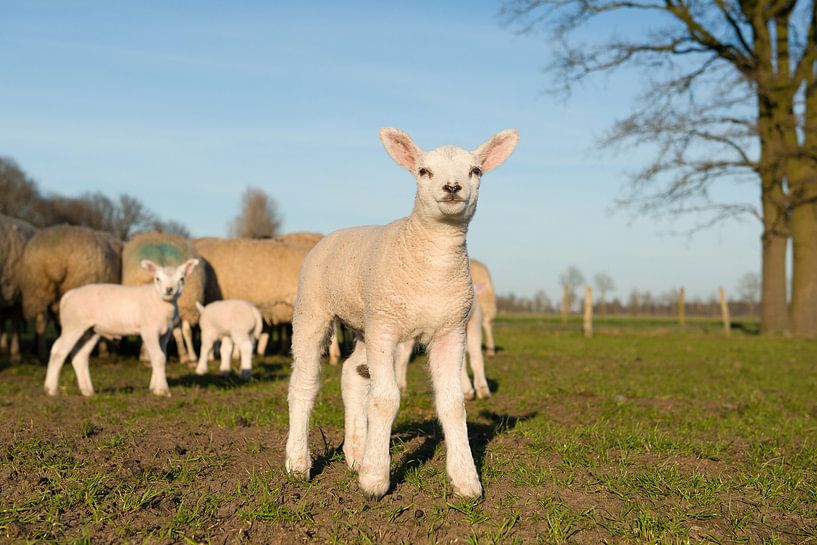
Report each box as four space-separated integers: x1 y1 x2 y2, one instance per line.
19 224 122 362
44 258 199 397
193 237 314 361
122 232 206 364
194 300 263 380
0 214 37 361
241 231 340 364
286 127 518 500
470 258 498 357
395 293 490 400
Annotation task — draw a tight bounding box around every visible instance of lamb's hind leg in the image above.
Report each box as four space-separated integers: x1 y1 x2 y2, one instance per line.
357 330 399 500
44 327 90 396
72 333 100 397
341 340 369 470
285 311 332 479
429 329 482 498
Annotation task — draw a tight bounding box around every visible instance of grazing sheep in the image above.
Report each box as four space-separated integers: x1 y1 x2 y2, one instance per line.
395 293 490 400
44 259 199 397
0 214 37 361
470 259 497 357
244 231 340 364
286 127 518 499
122 232 206 363
195 300 262 380
193 236 311 334
19 225 122 362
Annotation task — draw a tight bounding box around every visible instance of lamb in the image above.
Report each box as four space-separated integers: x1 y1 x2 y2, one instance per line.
19 225 122 362
194 299 263 380
193 237 315 365
122 232 206 364
286 127 518 499
0 214 37 361
395 258 496 399
395 293 490 400
44 259 199 397
470 258 498 357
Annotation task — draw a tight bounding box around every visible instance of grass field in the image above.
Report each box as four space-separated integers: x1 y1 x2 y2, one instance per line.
1 316 816 544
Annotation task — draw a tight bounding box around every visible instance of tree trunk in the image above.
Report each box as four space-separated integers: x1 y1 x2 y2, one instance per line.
790 199 817 337
760 222 789 334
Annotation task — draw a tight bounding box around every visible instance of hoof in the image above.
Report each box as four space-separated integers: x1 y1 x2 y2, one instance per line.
80 388 95 397
359 469 390 500
239 369 252 381
452 479 483 499
151 388 171 397
285 455 311 480
219 370 231 377
44 386 58 397
486 349 496 358
463 389 476 401
476 386 491 400
194 367 207 376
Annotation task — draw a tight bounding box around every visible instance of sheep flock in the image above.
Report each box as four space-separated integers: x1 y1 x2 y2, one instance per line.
0 128 515 500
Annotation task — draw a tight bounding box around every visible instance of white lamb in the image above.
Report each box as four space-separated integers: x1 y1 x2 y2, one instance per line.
43 259 199 397
395 293 489 400
286 127 518 500
195 299 263 380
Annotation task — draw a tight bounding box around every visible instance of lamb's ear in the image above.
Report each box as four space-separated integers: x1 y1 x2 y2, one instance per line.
473 129 519 173
179 258 199 277
380 128 423 172
140 260 158 274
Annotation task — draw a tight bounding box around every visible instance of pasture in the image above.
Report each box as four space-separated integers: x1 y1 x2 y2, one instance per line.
1 316 815 544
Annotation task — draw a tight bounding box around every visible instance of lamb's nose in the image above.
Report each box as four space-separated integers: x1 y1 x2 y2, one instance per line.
165 287 173 295
443 183 461 194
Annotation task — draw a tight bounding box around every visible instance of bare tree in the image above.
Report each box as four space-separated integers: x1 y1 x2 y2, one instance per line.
0 157 44 224
594 273 615 315
503 0 817 336
737 272 761 316
559 265 585 311
229 187 283 239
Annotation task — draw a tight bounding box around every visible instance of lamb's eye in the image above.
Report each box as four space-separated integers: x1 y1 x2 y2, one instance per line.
470 167 482 177
418 167 432 178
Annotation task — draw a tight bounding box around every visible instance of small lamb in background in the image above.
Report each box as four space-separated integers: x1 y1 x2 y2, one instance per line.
195 299 263 380
43 258 198 397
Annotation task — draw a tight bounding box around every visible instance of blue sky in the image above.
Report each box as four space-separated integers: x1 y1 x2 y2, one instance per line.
1 1 760 301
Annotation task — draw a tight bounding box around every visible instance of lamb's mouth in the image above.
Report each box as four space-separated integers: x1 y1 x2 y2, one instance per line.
438 197 466 203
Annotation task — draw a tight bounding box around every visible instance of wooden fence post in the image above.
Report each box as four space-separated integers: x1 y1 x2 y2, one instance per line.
719 286 731 336
678 287 686 327
562 285 569 324
583 286 593 338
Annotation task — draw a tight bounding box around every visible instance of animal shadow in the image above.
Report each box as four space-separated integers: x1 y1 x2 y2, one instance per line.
168 360 288 389
391 410 537 487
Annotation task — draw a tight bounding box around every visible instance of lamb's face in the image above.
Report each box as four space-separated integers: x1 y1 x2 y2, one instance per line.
152 266 186 301
414 146 482 223
379 128 518 225
141 258 200 302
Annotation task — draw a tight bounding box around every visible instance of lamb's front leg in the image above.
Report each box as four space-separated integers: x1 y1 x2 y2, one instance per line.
358 332 399 499
429 329 482 498
144 331 170 397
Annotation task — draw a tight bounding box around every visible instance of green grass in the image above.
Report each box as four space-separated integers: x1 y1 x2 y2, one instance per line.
1 315 816 543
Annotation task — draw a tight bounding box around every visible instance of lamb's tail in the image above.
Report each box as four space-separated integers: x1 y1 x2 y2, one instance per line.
195 301 205 314
252 306 263 340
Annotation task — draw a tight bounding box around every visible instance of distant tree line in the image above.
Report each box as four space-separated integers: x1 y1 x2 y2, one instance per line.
0 156 189 239
499 269 761 318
